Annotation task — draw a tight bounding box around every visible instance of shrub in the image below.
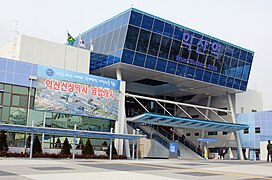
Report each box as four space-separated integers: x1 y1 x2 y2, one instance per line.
0 130 8 153
82 138 94 155
33 135 42 154
106 142 117 156
61 137 71 155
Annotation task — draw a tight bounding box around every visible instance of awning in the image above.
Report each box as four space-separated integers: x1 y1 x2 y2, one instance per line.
127 113 248 132
0 124 144 140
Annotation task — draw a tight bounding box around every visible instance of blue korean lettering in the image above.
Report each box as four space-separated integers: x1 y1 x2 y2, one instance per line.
181 32 193 51
196 38 208 55
211 42 220 60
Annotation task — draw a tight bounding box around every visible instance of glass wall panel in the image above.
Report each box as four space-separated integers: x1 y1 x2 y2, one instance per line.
242 63 251 80
115 15 123 29
246 52 253 63
211 73 219 84
4 85 12 93
102 22 109 35
117 26 127 49
194 68 204 80
176 64 186 76
169 39 181 60
12 86 28 95
155 58 167 72
145 55 156 69
219 75 227 86
129 11 142 27
121 49 134 64
226 77 234 88
9 107 26 125
122 12 130 26
152 19 164 34
141 15 153 30
229 58 238 77
163 23 174 37
1 107 9 123
184 66 195 78
136 29 151 54
109 19 116 32
133 52 145 67
28 110 44 126
239 50 246 61
125 26 139 50
173 26 183 40
12 95 20 106
104 31 113 54
159 36 171 59
19 95 28 108
166 61 177 74
148 33 161 56
3 93 11 106
203 71 212 83
110 29 120 52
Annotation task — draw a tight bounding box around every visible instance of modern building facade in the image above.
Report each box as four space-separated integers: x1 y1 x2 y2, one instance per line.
0 8 256 159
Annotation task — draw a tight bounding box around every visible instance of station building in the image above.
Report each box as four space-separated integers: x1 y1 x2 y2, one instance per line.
0 8 258 159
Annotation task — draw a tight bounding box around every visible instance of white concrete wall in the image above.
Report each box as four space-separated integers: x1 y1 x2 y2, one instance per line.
260 141 267 161
236 89 263 114
140 138 169 158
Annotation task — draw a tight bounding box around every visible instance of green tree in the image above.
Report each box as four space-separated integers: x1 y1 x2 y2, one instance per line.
106 142 117 156
0 130 9 153
33 135 42 154
61 137 71 155
82 138 94 155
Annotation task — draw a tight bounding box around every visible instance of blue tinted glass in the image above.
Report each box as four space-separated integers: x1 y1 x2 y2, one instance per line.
116 15 123 29
109 19 116 32
125 25 139 50
219 75 227 86
141 15 153 30
102 22 109 35
239 50 246 61
96 26 103 37
194 69 204 80
107 51 115 65
226 77 234 88
229 58 237 77
155 58 167 72
166 61 177 74
159 36 171 59
203 71 212 83
176 64 186 76
129 11 142 27
240 81 247 91
184 66 195 78
153 19 164 34
134 52 145 67
222 56 230 75
242 63 251 80
137 29 151 54
211 73 219 84
169 40 181 61
225 45 233 56
145 55 156 69
246 52 253 63
235 61 244 79
233 79 241 89
148 33 161 56
101 55 108 68
121 49 134 64
91 29 97 39
114 50 122 63
117 25 127 49
122 12 130 26
173 27 183 40
233 47 240 59
163 23 174 37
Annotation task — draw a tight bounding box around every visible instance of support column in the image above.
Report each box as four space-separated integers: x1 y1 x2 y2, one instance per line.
41 112 46 152
200 95 211 148
72 124 77 160
227 93 244 160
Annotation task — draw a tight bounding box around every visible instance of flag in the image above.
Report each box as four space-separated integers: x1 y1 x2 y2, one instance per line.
79 35 86 48
67 31 75 46
90 37 94 51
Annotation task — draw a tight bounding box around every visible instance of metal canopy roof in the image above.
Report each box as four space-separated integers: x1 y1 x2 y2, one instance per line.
127 113 248 132
0 124 144 140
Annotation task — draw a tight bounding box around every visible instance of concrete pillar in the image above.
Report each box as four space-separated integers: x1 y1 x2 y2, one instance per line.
200 95 211 148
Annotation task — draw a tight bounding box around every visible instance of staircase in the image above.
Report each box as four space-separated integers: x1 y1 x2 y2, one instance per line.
128 122 203 159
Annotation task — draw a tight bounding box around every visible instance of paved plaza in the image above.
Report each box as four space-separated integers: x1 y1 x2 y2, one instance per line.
0 158 272 180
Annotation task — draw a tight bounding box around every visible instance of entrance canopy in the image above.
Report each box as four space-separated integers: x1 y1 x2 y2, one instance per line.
127 113 248 132
0 124 144 140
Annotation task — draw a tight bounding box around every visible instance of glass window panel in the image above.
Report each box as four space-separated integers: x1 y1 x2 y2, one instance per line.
235 61 244 79
122 12 130 26
211 73 219 84
110 29 120 52
9 107 27 125
153 19 164 34
203 71 212 83
115 15 123 29
246 52 253 63
98 35 106 53
173 26 183 40
129 11 142 27
233 79 241 89
114 49 122 63
4 85 12 92
96 25 103 37
121 49 134 64
0 92 2 104
166 61 177 74
1 107 9 123
194 68 204 80
159 36 171 59
12 86 28 95
176 64 186 76
93 37 101 52
12 95 20 106
225 45 233 57
28 110 44 126
145 55 156 69
226 77 234 88
229 58 238 77
117 26 127 49
181 48 189 59
104 31 113 53
155 58 167 72
148 33 161 56
239 50 246 61
19 95 28 108
141 15 153 30
0 83 3 90
185 66 195 78
233 47 240 59
242 63 251 81
108 19 116 32
219 75 227 86
133 52 145 67
102 22 109 35
3 93 11 106
222 56 230 75
124 26 139 50
136 29 151 54
240 81 247 91
169 39 181 61
163 23 174 37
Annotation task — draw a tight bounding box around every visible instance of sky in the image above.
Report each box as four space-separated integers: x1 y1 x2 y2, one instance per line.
0 0 271 110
